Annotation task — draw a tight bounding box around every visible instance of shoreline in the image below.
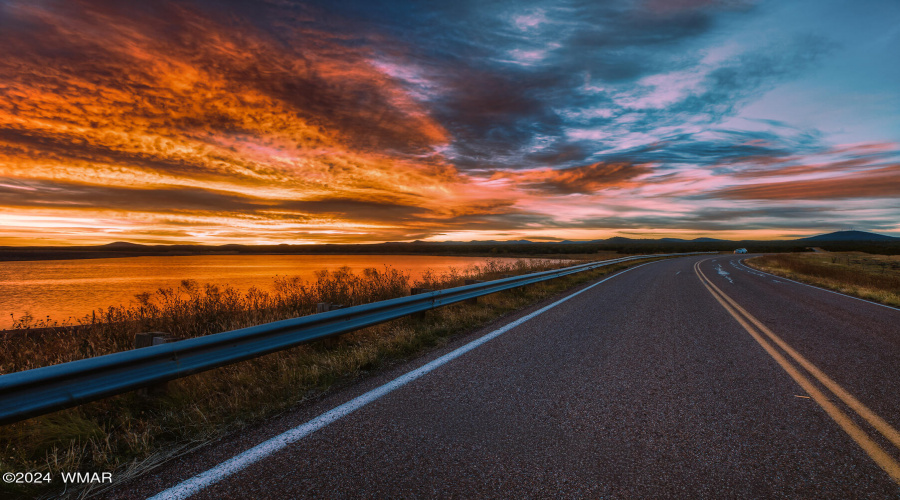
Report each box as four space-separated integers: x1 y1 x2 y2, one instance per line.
0 249 594 263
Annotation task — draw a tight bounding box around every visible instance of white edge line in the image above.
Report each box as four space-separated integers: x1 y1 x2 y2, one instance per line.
737 258 900 313
146 260 663 500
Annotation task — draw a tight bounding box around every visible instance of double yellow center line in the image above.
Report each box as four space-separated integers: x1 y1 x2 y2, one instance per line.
694 259 900 483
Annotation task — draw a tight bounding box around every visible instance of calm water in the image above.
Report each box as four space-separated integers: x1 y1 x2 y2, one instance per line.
0 254 529 330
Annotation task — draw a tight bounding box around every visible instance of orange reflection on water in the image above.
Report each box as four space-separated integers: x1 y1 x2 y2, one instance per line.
0 254 532 329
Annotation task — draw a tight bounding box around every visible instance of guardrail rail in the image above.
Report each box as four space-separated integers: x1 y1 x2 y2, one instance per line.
0 252 710 424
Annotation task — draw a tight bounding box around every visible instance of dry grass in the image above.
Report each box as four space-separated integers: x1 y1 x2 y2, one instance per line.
746 252 900 307
0 256 642 499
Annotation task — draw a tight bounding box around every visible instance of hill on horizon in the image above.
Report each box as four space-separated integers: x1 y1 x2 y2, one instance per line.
797 230 899 242
101 241 146 248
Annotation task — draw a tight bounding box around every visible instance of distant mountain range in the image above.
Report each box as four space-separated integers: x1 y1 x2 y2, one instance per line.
423 230 898 245
85 230 900 248
2 230 898 263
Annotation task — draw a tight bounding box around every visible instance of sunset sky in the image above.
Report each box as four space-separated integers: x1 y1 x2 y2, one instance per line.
0 0 898 245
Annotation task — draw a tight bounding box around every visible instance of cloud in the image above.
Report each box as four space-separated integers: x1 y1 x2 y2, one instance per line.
712 165 900 200
274 198 429 222
0 178 266 214
0 0 496 243
0 0 897 244
489 162 652 195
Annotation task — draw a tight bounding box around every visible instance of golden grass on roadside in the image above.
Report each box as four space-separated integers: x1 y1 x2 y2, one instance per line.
0 256 639 499
0 258 568 372
745 252 900 308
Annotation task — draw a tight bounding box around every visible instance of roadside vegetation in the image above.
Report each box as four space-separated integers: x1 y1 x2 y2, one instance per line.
746 252 900 308
0 254 643 499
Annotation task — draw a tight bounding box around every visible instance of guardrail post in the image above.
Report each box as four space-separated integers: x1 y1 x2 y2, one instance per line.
134 332 180 397
464 280 484 304
317 303 347 313
410 288 433 319
133 332 158 350
503 274 533 293
315 304 346 347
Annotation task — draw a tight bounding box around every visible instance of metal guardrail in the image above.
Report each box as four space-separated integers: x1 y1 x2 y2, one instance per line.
0 252 708 424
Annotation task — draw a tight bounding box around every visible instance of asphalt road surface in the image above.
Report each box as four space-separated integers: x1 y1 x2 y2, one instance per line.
112 254 900 499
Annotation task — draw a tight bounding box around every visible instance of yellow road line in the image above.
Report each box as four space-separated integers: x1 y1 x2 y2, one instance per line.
694 260 900 483
699 262 900 452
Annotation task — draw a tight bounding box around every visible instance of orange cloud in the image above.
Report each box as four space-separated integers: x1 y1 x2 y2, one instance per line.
714 164 900 200
0 1 518 245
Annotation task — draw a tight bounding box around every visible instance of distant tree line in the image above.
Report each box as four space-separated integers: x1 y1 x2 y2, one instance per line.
6 239 900 262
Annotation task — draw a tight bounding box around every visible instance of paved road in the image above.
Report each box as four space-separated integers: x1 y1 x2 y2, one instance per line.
113 255 900 499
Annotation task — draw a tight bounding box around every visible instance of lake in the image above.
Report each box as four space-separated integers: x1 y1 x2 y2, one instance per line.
0 254 534 330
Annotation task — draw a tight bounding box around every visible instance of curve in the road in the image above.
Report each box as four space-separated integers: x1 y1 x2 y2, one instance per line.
117 254 900 499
